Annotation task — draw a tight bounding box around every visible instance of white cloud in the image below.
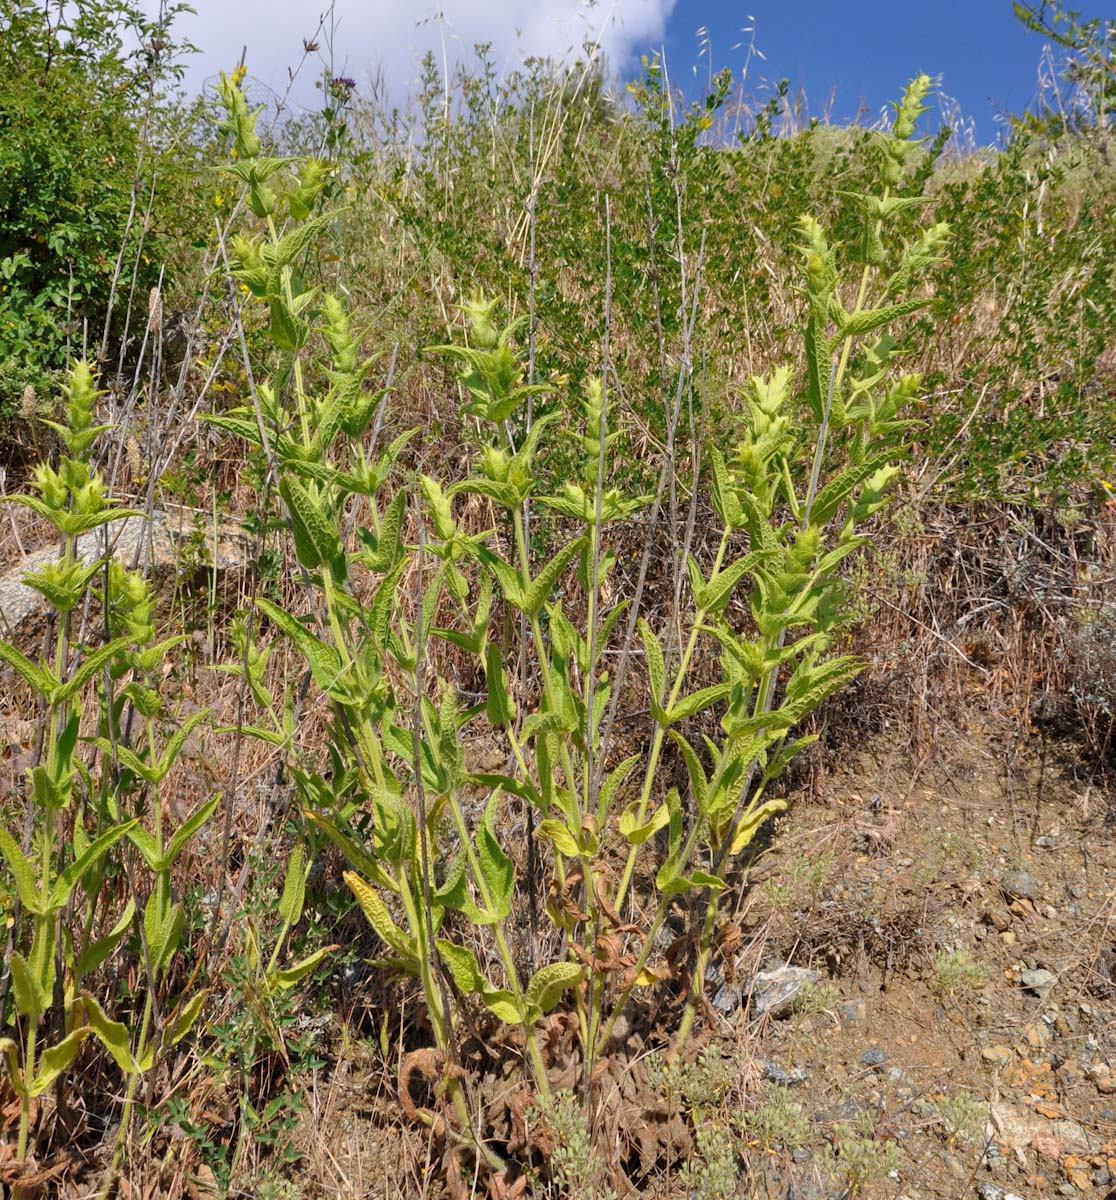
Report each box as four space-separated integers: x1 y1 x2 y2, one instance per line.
167 0 676 112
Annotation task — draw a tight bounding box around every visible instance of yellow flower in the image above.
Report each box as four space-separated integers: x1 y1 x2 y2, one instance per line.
232 63 247 85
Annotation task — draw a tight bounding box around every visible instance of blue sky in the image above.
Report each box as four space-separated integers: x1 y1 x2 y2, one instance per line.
659 2 1049 143
173 0 1077 146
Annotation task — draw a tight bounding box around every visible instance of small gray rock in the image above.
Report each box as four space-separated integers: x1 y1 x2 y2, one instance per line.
751 965 823 1016
1000 869 1040 900
763 1060 808 1087
840 999 867 1023
861 1046 888 1067
829 1097 867 1121
1021 968 1056 998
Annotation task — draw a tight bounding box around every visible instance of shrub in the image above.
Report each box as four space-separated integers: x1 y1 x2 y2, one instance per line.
0 0 192 411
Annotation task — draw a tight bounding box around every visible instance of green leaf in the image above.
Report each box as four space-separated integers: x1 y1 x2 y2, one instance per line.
368 559 406 649
198 412 263 446
729 799 788 855
695 550 768 613
469 773 543 811
362 491 406 571
344 872 415 960
618 800 670 845
10 952 45 1018
82 992 139 1074
807 455 892 526
0 825 42 914
51 821 137 911
152 709 211 786
30 1027 91 1096
0 638 56 698
278 842 307 927
263 207 346 269
524 536 587 617
126 825 162 872
435 940 483 994
474 545 526 610
480 986 524 1025
75 899 135 979
450 477 523 509
538 818 579 858
166 989 210 1047
708 447 743 528
257 599 344 695
835 297 927 342
520 710 575 740
663 683 731 726
163 794 221 868
637 619 666 711
595 753 640 826
55 637 131 703
142 892 178 971
525 961 582 1015
272 946 335 990
0 1038 24 1098
484 643 516 730
280 477 341 570
669 732 709 813
476 792 513 921
306 810 392 890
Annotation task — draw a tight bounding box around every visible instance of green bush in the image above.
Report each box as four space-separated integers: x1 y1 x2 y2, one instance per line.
0 0 192 412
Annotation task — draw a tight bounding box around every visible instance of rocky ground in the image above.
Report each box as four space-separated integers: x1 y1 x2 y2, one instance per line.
256 705 1115 1199
723 711 1116 1200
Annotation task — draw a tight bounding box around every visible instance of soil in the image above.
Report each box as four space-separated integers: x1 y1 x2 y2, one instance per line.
278 710 1116 1200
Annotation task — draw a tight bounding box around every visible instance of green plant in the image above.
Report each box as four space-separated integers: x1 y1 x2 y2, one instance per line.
679 1123 742 1200
207 68 947 1183
933 948 989 997
745 1085 812 1151
933 1090 988 1145
0 0 195 395
0 362 214 1187
831 1112 901 1194
532 1088 617 1200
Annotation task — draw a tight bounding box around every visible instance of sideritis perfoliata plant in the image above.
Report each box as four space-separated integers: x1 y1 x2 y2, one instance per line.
208 68 947 1184
0 363 216 1187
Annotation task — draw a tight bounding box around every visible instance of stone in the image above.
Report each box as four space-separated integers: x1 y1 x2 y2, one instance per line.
1001 930 1016 946
982 1045 1014 1067
830 1097 867 1121
750 965 823 1017
1001 869 1040 900
1086 1063 1116 1094
1019 1021 1051 1051
840 999 867 1024
861 1046 888 1067
1030 1126 1060 1159
1021 968 1056 998
986 907 1011 932
1051 1119 1092 1155
762 1060 808 1087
